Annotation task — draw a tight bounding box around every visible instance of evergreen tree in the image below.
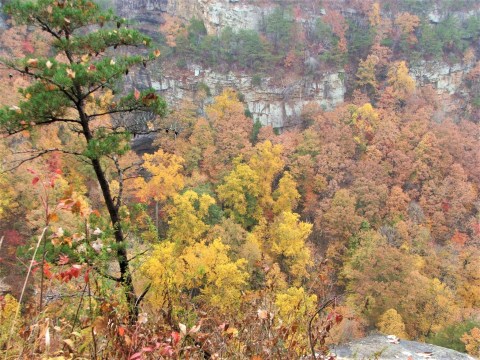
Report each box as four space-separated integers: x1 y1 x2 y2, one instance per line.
0 0 167 321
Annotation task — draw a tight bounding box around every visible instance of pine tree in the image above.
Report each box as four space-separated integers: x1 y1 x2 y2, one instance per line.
0 0 167 321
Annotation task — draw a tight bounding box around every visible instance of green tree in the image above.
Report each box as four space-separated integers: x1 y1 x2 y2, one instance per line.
264 7 294 55
0 0 167 321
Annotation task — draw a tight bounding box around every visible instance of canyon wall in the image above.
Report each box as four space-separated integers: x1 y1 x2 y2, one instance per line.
113 0 478 127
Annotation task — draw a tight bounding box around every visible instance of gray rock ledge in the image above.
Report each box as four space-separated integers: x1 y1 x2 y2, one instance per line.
331 335 475 360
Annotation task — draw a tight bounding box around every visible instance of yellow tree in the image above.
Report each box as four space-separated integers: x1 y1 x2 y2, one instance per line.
248 140 284 213
167 190 215 246
0 173 15 219
142 238 248 316
387 61 416 101
180 238 248 313
273 171 300 215
0 294 20 348
204 89 253 180
269 211 313 282
377 308 408 339
217 160 262 229
133 149 185 231
350 103 379 147
356 55 379 97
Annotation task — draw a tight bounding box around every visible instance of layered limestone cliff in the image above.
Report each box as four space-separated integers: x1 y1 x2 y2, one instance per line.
112 0 478 127
150 66 345 127
114 0 273 34
411 61 475 95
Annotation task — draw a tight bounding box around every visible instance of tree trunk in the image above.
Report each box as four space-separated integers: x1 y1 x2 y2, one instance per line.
78 104 138 322
90 157 139 322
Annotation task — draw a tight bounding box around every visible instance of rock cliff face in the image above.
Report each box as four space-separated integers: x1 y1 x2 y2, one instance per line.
164 0 273 34
411 61 475 95
112 0 477 127
151 66 345 127
114 0 273 34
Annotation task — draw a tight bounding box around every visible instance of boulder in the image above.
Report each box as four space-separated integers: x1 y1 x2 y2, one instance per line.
331 335 475 360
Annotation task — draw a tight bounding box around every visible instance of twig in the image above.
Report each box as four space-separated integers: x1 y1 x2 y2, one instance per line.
135 283 151 307
39 226 48 312
88 278 98 359
71 282 88 332
4 227 48 360
308 297 336 360
128 248 152 262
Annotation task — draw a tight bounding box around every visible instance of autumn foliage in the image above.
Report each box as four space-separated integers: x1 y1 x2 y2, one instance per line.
0 0 479 359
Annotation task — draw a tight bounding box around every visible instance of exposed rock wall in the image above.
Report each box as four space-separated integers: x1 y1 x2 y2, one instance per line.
114 0 273 34
164 0 273 33
411 61 475 95
112 0 477 127
150 66 345 127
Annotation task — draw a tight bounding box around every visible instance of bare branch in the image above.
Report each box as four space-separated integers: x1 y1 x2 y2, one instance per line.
35 16 63 41
308 297 336 360
128 248 152 263
2 148 86 173
92 266 122 282
135 283 152 308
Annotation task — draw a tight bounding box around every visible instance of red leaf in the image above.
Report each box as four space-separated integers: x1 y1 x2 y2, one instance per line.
43 262 53 279
84 269 90 283
118 327 125 337
32 177 40 185
58 254 69 265
129 352 143 360
22 40 35 54
171 331 180 345
134 88 140 100
70 264 82 278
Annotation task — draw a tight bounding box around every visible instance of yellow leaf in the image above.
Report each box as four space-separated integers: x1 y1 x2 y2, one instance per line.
63 338 75 350
225 327 238 336
66 68 75 79
27 58 38 67
48 212 59 223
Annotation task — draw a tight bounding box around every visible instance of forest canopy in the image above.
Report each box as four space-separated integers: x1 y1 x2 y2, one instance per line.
0 0 479 359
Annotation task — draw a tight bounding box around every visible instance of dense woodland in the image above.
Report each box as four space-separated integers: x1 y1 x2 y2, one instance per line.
0 0 479 359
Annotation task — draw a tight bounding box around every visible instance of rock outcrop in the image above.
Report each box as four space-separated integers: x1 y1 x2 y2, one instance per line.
150 66 345 127
411 61 475 95
112 0 478 128
332 335 475 360
114 0 273 34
